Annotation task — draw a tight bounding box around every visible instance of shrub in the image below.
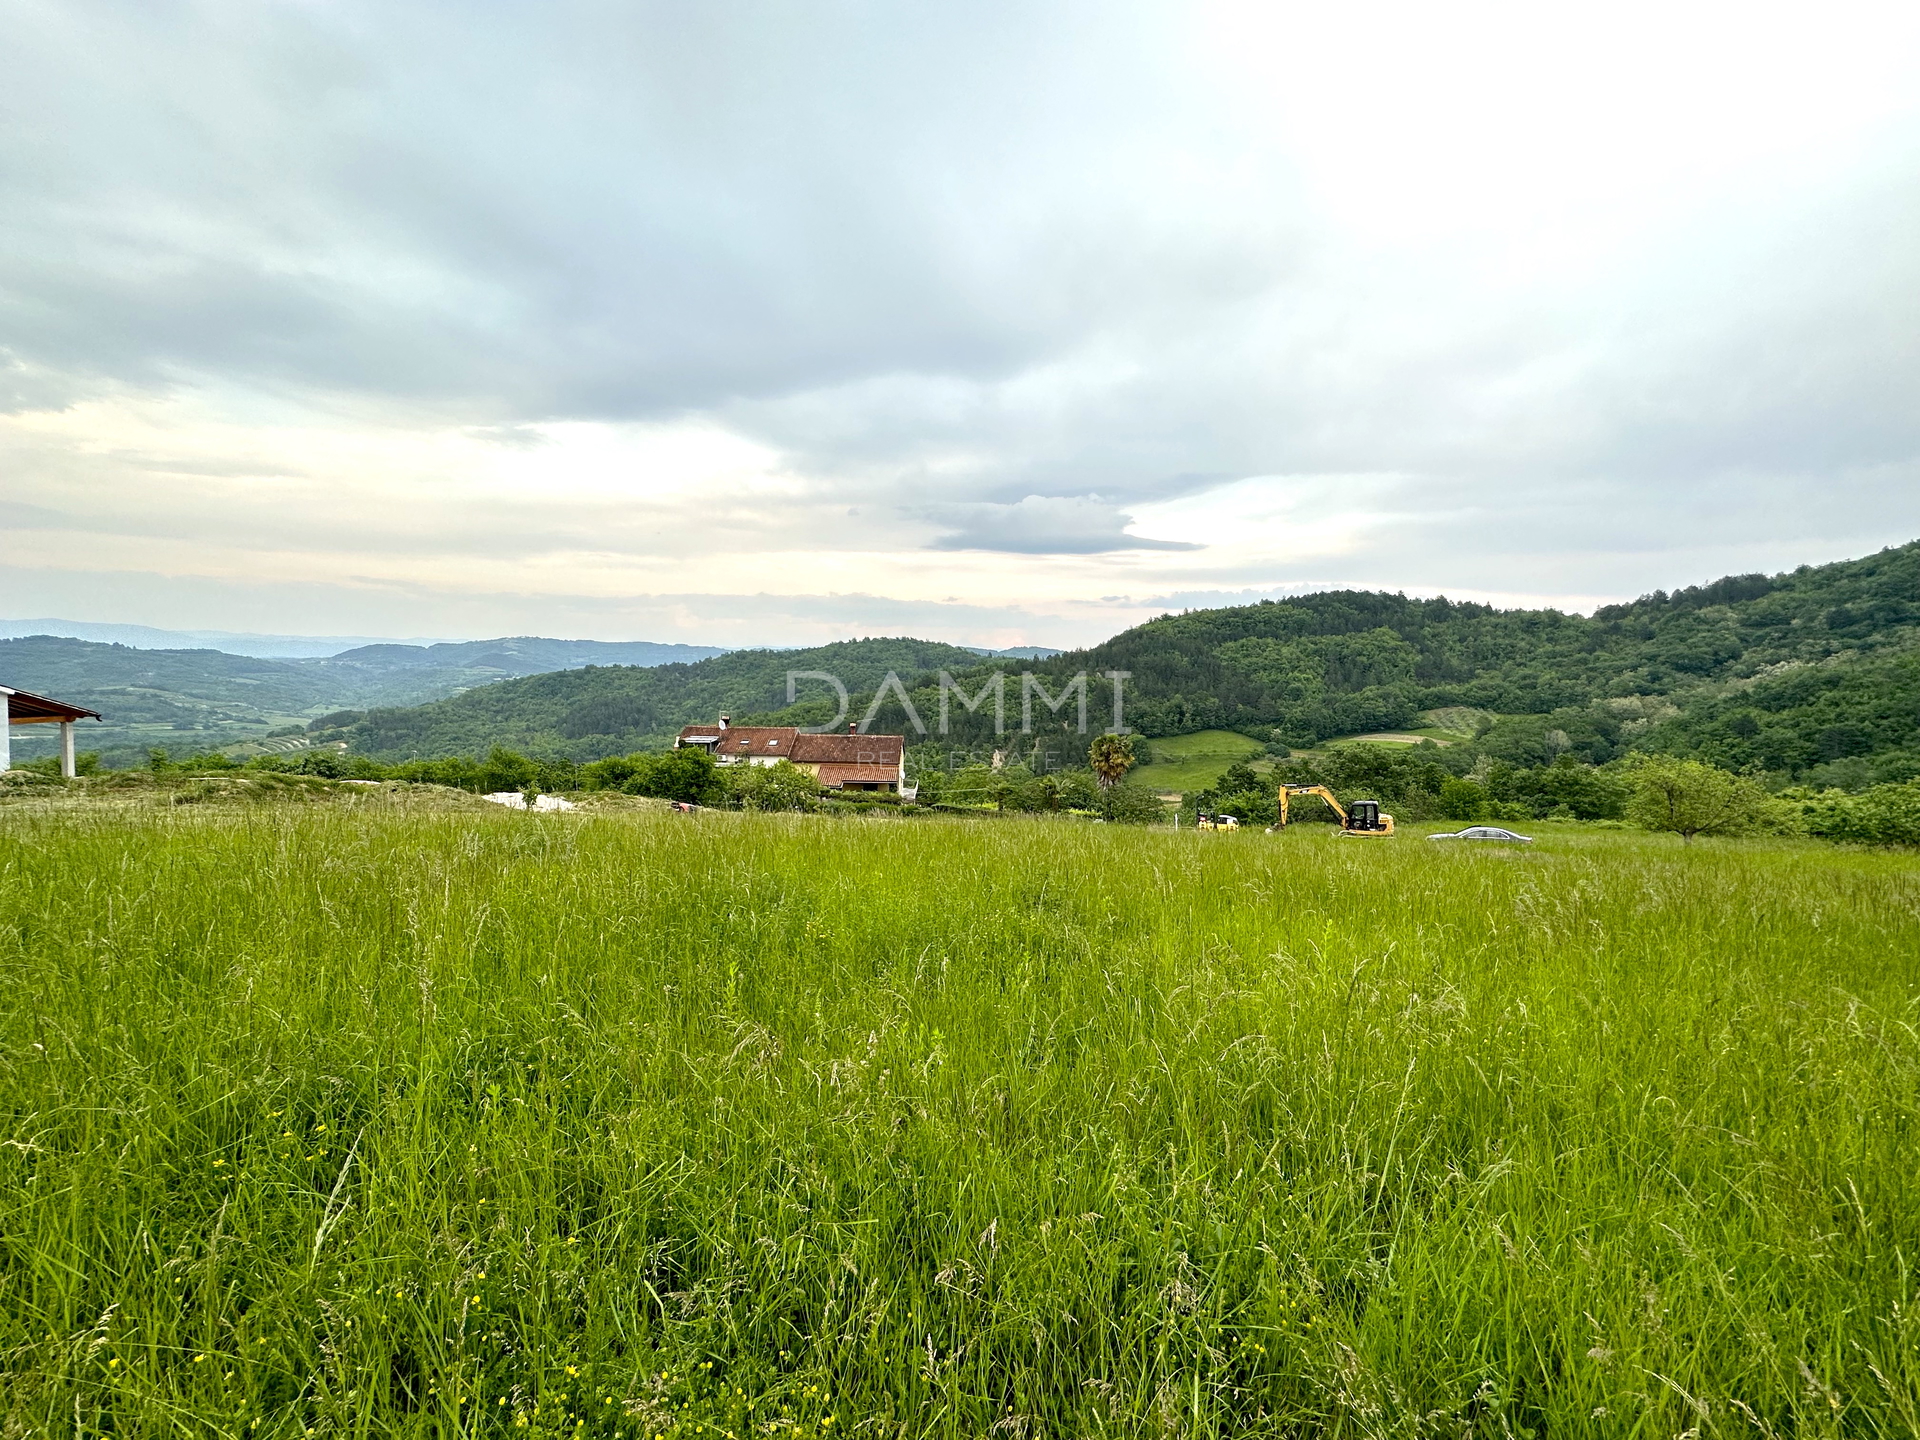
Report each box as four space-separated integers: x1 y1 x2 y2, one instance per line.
1798 780 1920 846
625 747 723 805
1010 774 1064 812
1098 781 1167 825
1210 788 1277 827
477 746 536 794
1053 771 1100 811
1439 776 1488 822
1485 756 1629 820
727 760 821 812
580 753 646 791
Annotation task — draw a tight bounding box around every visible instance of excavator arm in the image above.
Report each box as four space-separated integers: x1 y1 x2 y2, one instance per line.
1276 783 1394 836
1278 784 1347 828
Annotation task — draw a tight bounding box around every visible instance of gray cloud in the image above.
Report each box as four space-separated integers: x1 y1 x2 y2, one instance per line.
920 496 1202 554
1 0 1918 618
1 3 1242 417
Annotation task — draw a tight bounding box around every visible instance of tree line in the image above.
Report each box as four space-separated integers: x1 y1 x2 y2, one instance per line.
1183 743 1920 845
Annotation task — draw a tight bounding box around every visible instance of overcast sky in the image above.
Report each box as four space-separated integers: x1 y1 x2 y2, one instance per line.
4 1 1918 649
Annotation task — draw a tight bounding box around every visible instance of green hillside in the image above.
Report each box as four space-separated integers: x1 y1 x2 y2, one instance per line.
845 542 1920 787
321 541 1920 789
1635 645 1920 789
1031 541 1920 748
302 636 722 698
1130 730 1267 793
0 633 725 765
0 637 339 762
335 637 992 760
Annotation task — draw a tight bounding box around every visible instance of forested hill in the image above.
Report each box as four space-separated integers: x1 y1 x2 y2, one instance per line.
1038 540 1920 742
334 638 990 761
328 541 1920 787
992 539 1918 785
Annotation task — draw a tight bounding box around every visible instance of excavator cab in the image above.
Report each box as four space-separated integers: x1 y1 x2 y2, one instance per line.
1346 800 1389 834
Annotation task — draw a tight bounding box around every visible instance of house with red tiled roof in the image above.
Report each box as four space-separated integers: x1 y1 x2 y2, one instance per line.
676 715 910 794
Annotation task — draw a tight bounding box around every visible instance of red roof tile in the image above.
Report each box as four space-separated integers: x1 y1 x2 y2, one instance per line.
675 724 905 768
790 732 903 765
676 725 799 757
814 763 903 787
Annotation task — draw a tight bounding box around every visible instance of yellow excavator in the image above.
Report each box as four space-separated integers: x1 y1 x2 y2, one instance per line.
1274 784 1394 837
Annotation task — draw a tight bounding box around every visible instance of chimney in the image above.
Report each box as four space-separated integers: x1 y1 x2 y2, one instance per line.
719 714 731 731
849 722 858 735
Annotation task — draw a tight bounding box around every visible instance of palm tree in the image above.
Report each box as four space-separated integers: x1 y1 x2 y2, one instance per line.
1088 732 1136 789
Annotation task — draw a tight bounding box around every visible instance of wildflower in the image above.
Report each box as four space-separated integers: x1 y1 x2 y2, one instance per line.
567 1236 580 1245
567 1366 579 1376
315 1124 328 1134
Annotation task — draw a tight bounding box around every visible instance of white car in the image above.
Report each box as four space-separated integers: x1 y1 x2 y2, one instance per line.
1428 826 1533 842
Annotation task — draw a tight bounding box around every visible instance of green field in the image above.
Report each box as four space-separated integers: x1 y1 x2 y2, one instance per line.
0 802 1916 1436
1132 730 1268 792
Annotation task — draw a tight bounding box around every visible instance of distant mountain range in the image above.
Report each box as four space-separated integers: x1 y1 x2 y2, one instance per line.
0 632 725 764
0 627 1061 767
0 619 455 658
0 618 1060 663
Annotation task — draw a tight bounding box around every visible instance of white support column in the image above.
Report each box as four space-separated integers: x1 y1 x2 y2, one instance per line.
0 689 11 773
61 720 76 778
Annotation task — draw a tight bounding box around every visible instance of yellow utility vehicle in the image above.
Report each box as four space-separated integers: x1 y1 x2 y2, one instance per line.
1275 784 1394 837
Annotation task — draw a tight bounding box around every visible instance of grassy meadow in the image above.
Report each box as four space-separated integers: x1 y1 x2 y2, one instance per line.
1132 731 1269 793
0 799 1916 1437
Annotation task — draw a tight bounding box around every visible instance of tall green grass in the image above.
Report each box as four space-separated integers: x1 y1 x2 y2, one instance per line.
0 808 1915 1437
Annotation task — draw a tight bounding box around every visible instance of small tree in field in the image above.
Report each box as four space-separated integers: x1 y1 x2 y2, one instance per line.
1626 755 1770 842
1088 733 1136 789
